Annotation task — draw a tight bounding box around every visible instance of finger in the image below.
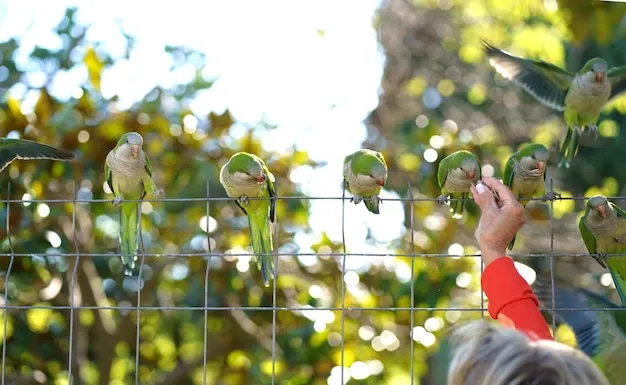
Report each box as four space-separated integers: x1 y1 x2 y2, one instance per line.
472 180 497 210
480 177 517 206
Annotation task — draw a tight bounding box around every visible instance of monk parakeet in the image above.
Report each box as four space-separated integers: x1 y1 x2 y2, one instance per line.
105 132 162 276
503 143 560 250
436 150 480 219
534 281 626 384
579 195 626 305
343 149 388 215
483 40 626 168
0 138 74 172
220 152 276 287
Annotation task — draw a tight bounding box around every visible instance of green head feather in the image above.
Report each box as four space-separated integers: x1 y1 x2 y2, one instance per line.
580 58 607 74
115 132 143 148
227 152 264 176
516 143 549 162
350 149 387 179
587 195 608 210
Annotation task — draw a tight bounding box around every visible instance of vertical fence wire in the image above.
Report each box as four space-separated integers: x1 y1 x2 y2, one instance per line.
549 179 557 338
68 183 81 383
202 181 212 385
340 186 347 384
135 189 145 385
407 183 416 385
1 182 13 385
271 181 279 385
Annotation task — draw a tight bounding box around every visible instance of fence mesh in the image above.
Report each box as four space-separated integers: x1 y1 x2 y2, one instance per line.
0 178 625 385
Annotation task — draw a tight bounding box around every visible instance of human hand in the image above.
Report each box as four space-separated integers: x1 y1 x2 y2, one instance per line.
470 177 526 266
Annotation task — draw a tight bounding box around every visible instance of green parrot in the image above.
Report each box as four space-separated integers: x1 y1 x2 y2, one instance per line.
534 280 626 384
579 195 626 305
343 149 388 215
0 138 74 172
220 152 276 287
105 132 162 276
503 143 560 250
483 40 626 168
436 150 481 219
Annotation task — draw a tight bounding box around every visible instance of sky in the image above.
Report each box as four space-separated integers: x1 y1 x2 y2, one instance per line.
0 1 411 262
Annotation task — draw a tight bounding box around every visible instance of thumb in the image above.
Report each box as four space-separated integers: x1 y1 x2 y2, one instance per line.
471 181 496 210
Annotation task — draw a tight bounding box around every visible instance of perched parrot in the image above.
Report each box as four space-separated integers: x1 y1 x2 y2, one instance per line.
534 279 626 384
579 195 626 305
220 152 276 287
503 143 560 250
436 150 481 219
0 138 74 172
105 132 162 276
483 40 626 168
343 149 388 215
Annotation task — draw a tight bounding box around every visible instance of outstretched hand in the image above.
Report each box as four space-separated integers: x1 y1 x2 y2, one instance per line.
470 177 526 266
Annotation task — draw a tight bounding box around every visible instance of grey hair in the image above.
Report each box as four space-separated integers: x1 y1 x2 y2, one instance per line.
447 321 609 385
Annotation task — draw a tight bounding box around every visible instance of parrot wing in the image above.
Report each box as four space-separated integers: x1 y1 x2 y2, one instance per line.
0 139 74 173
482 40 573 111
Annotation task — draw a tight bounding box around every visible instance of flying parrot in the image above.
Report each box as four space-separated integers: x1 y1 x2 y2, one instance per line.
343 149 388 215
436 150 480 219
220 152 276 287
503 143 560 250
483 40 626 168
534 280 626 384
105 132 162 276
0 138 74 173
579 195 626 305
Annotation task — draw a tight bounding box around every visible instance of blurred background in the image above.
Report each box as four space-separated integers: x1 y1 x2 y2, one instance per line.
0 0 626 384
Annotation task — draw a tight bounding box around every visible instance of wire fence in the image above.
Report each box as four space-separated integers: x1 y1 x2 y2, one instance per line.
0 178 624 385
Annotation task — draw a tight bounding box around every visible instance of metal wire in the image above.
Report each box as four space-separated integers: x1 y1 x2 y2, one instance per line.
1 182 13 385
67 183 80 382
340 185 347 384
271 182 279 385
407 183 415 385
202 181 212 385
1 188 624 384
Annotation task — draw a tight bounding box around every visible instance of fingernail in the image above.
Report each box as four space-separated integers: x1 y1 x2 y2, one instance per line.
476 182 486 194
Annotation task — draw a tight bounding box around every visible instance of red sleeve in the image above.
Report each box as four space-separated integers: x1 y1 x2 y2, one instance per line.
481 256 553 341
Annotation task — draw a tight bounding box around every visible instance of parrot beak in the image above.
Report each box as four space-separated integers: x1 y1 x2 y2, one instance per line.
130 144 141 157
536 161 546 172
255 175 265 183
466 171 476 180
597 205 607 218
376 178 385 187
596 72 605 82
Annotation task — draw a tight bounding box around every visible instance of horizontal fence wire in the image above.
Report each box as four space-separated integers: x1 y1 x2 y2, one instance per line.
0 179 625 384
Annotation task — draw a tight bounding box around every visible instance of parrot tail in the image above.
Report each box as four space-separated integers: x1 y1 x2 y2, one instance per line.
120 201 139 276
609 268 626 305
249 215 275 287
363 195 380 215
558 128 579 169
450 193 466 219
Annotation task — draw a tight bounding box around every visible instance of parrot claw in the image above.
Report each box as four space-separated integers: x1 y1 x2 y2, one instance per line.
543 192 561 202
113 196 123 206
371 195 380 206
237 195 250 206
154 189 164 199
597 251 609 263
573 125 582 136
351 195 363 204
436 194 449 205
587 124 598 138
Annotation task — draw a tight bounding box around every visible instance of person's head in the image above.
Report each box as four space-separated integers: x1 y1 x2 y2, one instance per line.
447 321 609 385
